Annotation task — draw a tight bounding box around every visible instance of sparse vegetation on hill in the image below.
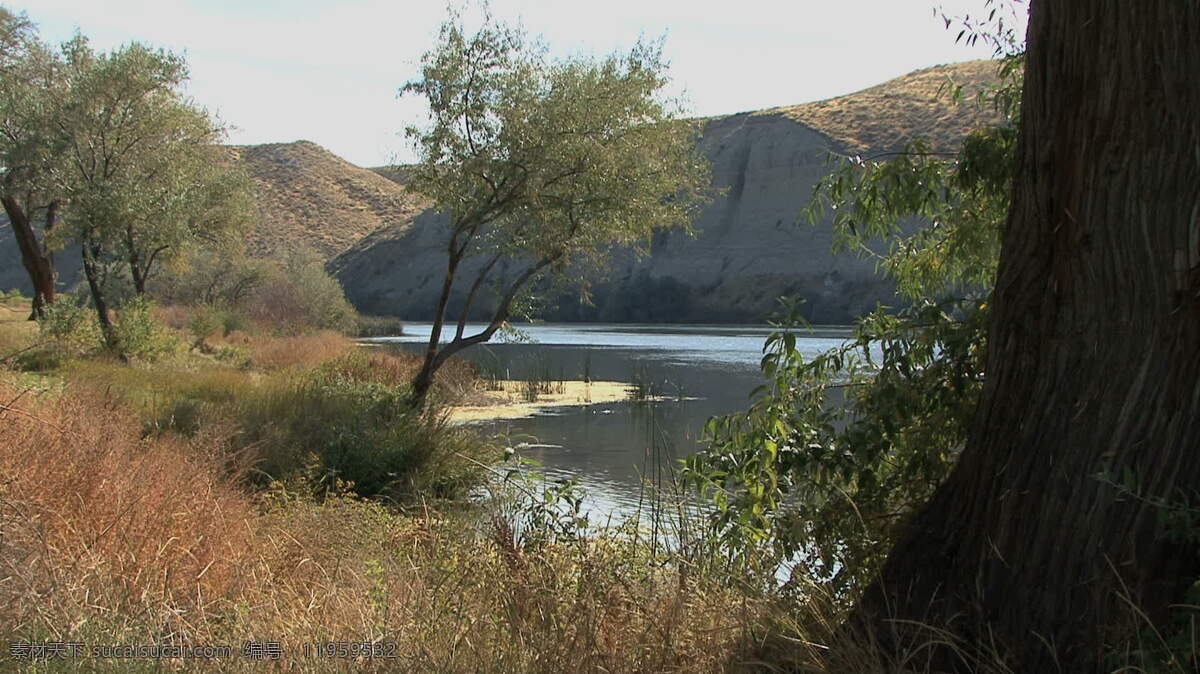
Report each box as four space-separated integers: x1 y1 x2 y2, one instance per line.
230 141 430 261
769 60 1002 153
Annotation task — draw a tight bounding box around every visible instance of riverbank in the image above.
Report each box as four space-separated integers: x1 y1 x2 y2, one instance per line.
0 298 821 671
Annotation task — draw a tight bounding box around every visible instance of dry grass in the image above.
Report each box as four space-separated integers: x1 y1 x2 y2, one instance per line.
8 362 1132 673
765 60 1004 153
249 330 355 371
0 379 259 648
325 347 481 402
151 303 193 332
0 303 36 356
0 374 793 672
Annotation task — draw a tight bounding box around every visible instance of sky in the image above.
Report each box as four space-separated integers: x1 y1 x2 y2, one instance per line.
16 0 1025 167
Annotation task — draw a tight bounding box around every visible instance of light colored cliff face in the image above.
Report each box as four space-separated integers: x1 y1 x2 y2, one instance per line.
625 111 886 321
332 60 1002 324
330 111 891 323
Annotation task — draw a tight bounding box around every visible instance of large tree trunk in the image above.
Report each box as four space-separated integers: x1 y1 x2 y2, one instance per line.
2 195 57 319
848 2 1200 671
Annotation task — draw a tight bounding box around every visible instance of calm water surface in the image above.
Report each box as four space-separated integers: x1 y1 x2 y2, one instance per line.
373 323 855 519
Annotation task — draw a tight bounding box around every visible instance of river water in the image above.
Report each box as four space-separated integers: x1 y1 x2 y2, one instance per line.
373 323 854 522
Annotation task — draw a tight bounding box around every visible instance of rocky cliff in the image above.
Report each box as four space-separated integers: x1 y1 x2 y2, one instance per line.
330 60 1002 324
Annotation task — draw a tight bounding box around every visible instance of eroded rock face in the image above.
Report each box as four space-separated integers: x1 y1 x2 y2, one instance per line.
332 60 1001 324
330 110 892 323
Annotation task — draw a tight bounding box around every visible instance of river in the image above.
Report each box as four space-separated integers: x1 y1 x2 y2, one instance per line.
373 322 855 523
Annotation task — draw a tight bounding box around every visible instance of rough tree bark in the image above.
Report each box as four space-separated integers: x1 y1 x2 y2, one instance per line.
848 2 1200 671
2 194 57 319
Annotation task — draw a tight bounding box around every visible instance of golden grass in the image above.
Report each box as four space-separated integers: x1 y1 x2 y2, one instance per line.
0 379 259 647
0 374 793 672
248 330 355 371
766 60 1004 153
151 303 193 332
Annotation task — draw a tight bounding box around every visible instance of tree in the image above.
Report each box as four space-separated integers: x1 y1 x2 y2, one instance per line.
689 1 1200 668
684 32 1022 601
843 2 1200 670
400 4 711 405
53 38 253 351
0 7 63 319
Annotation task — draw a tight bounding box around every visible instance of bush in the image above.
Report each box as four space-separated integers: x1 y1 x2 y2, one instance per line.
114 296 178 361
152 247 267 307
38 296 101 353
237 367 488 500
188 304 252 343
352 313 406 337
247 247 356 334
155 245 358 335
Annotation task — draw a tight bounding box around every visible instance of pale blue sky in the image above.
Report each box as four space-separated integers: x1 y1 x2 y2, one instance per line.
17 0 1025 167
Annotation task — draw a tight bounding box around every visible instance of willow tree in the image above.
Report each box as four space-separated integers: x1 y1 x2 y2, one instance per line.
400 5 711 405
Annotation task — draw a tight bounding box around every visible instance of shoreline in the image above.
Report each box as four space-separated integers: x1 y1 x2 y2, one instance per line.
447 379 633 424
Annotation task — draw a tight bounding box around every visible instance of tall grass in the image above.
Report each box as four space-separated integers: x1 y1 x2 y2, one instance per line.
235 370 489 499
0 380 259 649
0 376 798 672
249 330 353 371
60 342 492 502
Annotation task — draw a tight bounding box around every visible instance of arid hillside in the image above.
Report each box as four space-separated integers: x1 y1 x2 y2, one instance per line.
229 140 428 260
771 59 1002 153
331 60 1006 323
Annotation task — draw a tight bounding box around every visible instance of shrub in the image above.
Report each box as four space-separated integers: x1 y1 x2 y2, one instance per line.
114 296 178 361
38 295 101 353
187 304 253 344
155 245 356 336
152 247 267 307
352 313 405 337
246 247 356 334
237 370 489 500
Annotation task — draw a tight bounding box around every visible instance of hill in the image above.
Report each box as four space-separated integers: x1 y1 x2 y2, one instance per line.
229 140 428 259
771 59 1001 153
330 60 1006 324
2 60 1005 323
0 140 428 294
